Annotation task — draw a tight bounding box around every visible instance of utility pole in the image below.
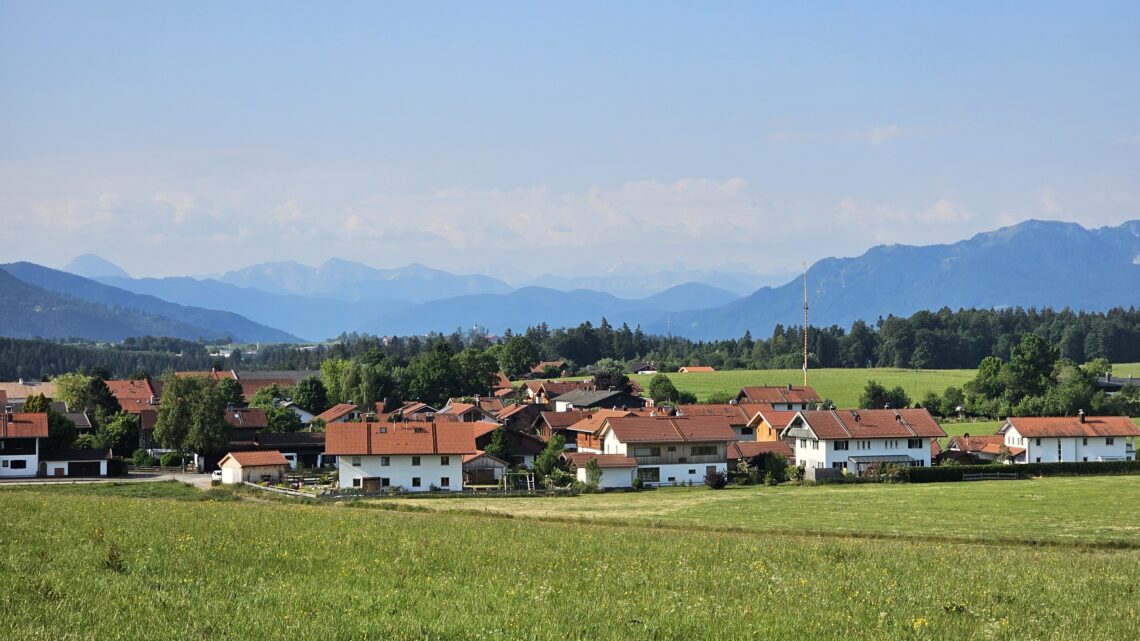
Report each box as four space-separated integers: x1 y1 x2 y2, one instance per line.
802 261 809 387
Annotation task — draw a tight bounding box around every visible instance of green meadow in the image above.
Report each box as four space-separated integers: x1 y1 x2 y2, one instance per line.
3 480 1139 640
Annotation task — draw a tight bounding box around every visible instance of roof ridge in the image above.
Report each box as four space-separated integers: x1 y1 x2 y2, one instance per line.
895 410 918 437
830 409 853 438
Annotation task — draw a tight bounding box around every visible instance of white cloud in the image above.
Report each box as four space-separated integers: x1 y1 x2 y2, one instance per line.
865 124 904 145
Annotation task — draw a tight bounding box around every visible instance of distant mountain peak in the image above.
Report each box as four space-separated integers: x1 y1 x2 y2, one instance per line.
63 254 130 279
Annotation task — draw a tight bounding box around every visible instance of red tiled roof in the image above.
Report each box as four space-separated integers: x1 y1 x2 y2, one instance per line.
678 366 715 372
565 452 638 468
495 404 529 420
737 385 821 405
567 409 638 435
325 422 477 456
531 361 567 374
463 450 509 465
727 440 794 460
222 450 289 467
0 412 49 438
316 403 359 422
223 407 269 429
471 421 504 439
105 379 156 411
539 410 593 429
676 404 753 426
796 409 946 439
1003 416 1140 438
751 409 799 429
603 415 737 444
440 402 477 416
0 381 58 401
494 372 514 390
979 443 1025 456
947 435 1005 452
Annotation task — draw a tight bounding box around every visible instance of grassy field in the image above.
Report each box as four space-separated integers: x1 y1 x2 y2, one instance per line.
3 481 1139 640
1115 362 1140 377
371 475 1140 546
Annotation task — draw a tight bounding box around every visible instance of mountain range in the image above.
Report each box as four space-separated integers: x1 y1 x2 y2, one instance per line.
1 218 1136 343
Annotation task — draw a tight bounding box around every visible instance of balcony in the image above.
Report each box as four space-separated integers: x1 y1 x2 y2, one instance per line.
633 453 724 466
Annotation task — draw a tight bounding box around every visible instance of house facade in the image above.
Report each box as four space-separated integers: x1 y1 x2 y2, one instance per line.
735 385 821 411
780 409 945 474
997 414 1139 463
327 421 476 492
590 415 736 486
564 452 637 488
0 399 48 478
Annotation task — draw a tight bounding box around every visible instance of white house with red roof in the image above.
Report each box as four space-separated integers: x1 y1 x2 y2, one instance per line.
592 415 737 486
326 421 476 492
735 385 821 411
0 392 49 478
217 450 290 484
564 452 638 488
780 408 946 474
997 413 1139 463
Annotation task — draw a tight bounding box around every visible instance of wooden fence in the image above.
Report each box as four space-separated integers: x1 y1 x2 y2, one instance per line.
962 472 1018 481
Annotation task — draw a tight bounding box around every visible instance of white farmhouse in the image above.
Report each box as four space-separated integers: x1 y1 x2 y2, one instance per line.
997 413 1139 463
327 421 476 492
0 396 48 478
780 408 946 474
590 415 736 486
217 450 290 484
565 452 638 488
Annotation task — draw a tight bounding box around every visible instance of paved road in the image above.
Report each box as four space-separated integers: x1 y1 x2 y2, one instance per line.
0 472 214 490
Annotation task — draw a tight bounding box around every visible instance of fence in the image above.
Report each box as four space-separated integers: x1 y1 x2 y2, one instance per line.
127 465 189 474
962 472 1017 481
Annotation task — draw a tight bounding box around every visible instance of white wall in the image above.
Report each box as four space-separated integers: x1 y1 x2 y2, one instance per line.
793 436 933 471
577 465 635 488
1004 426 1135 462
339 454 465 492
0 454 38 477
636 462 726 486
732 425 757 442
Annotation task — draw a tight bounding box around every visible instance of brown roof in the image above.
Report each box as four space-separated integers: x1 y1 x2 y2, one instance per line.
947 435 1005 452
727 440 794 460
751 409 799 429
325 422 477 456
539 410 593 430
795 409 946 440
223 407 269 429
471 421 505 439
678 366 715 372
493 372 514 390
737 385 821 405
565 452 638 468
316 403 359 422
0 412 49 439
104 379 156 411
463 450 509 465
531 361 568 374
566 409 638 434
495 404 529 420
603 415 737 444
525 380 595 397
1003 416 1140 438
0 381 58 401
222 450 289 467
979 443 1025 456
676 404 753 426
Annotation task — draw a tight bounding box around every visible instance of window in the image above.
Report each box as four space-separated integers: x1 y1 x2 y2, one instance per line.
1 460 7 468
833 441 849 451
412 456 421 466
1035 457 1041 463
832 462 846 469
9 460 26 470
352 478 361 488
691 445 717 456
908 439 922 449
633 446 661 457
667 446 677 452
1107 438 1115 446
811 439 819 450
1083 457 1088 462
380 456 390 467
1035 438 1041 446
741 427 754 436
440 456 449 466
440 477 450 487
1082 438 1088 446
351 456 361 466
412 477 421 488
688 469 696 474
637 467 660 482
667 476 676 483
706 466 716 475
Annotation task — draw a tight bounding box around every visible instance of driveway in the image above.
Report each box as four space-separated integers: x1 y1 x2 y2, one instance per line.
0 472 213 490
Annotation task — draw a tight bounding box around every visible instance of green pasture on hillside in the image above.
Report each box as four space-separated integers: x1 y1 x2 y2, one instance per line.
2 481 1138 640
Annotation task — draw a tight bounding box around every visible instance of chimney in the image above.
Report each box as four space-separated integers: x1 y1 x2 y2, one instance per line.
852 410 860 422
786 383 792 391
1078 409 1086 424
884 403 891 409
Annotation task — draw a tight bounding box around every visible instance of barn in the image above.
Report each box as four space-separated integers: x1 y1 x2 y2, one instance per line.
217 450 290 484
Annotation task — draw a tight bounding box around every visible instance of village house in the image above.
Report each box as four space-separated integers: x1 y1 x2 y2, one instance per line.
381 401 439 422
0 393 49 478
218 450 290 484
997 413 1140 463
232 370 320 403
677 403 759 441
780 408 946 474
627 362 658 375
944 434 1010 463
279 401 317 425
529 360 569 378
677 366 715 373
750 408 799 443
255 431 330 469
316 403 364 424
564 451 638 488
550 389 645 412
522 380 595 404
0 380 58 404
42 448 114 477
494 402 543 432
533 409 592 445
326 421 476 492
471 422 545 467
586 415 737 486
462 450 509 485
735 384 821 410
726 440 795 468
105 378 158 413
437 399 501 423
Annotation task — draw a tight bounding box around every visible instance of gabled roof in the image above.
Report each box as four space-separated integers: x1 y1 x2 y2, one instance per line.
678 366 715 373
538 410 593 430
750 409 799 430
105 379 156 411
601 415 736 444
727 440 794 461
1000 416 1140 438
471 421 505 439
325 422 477 456
221 449 290 467
493 372 514 390
551 389 642 407
223 407 269 429
946 435 1004 453
495 404 530 420
566 409 638 435
531 360 568 374
0 381 57 401
564 452 638 468
42 448 113 462
676 404 753 426
789 409 946 440
463 450 509 465
316 403 359 423
736 385 821 405
0 411 49 438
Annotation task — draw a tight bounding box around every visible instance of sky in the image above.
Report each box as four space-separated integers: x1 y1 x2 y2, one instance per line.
1 1 1138 283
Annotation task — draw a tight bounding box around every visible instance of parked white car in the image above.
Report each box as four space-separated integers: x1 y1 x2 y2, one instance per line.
211 470 223 482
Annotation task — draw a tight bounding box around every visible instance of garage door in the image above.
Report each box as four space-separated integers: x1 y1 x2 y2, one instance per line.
68 461 102 477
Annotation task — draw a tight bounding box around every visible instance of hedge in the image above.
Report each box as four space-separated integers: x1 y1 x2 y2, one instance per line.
910 460 1140 483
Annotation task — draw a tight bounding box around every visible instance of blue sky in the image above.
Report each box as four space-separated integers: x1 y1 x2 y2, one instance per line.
2 1 1138 281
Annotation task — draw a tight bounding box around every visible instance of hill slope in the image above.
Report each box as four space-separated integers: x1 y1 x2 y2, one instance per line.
660 219 1140 339
0 263 300 343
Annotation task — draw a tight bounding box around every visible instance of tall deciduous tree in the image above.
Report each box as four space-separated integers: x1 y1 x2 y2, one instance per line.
292 377 329 413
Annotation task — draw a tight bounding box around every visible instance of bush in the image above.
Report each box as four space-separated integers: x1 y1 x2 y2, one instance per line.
763 471 779 486
631 476 644 490
159 452 181 468
704 469 727 490
785 465 805 482
130 448 157 466
910 460 1140 483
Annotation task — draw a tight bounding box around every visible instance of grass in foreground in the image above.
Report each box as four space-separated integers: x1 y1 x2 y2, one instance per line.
369 475 1140 546
1 487 1138 640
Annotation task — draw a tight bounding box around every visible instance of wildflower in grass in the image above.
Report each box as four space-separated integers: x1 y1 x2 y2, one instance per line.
912 617 929 631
